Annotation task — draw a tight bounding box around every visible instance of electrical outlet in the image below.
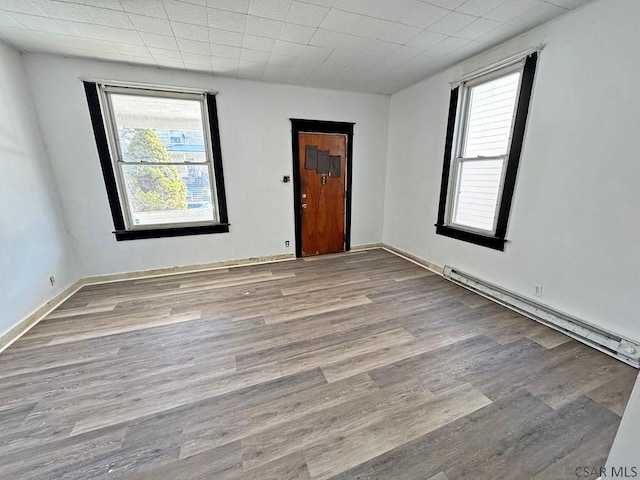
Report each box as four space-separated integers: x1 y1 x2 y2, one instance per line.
533 284 543 297
49 275 56 286
285 240 290 247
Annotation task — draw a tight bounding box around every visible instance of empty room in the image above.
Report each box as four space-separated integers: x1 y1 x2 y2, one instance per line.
1 0 639 478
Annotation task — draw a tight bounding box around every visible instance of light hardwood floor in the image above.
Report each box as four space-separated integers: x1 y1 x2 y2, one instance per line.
0 249 637 479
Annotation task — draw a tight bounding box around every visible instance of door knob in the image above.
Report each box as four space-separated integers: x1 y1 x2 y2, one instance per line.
301 193 307 199
302 203 307 209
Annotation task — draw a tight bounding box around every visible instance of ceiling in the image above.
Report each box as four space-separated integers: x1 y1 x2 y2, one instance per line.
0 0 590 94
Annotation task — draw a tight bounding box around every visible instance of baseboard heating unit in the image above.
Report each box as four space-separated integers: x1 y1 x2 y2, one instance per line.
442 266 640 368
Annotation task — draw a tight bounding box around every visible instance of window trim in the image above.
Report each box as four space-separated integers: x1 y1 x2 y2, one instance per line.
435 51 538 251
83 81 229 241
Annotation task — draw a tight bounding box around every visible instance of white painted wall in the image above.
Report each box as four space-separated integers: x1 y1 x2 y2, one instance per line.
0 42 79 337
22 55 389 277
383 0 640 343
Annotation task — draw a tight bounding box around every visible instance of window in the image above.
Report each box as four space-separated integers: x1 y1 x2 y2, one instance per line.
84 82 228 241
436 52 538 250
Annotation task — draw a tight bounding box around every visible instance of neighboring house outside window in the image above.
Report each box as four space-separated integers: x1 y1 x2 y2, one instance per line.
84 82 228 241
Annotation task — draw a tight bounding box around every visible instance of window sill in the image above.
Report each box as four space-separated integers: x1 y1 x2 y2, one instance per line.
435 224 506 251
114 223 230 241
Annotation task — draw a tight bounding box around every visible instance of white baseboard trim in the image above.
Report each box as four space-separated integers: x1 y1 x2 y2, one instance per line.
351 243 383 251
382 244 444 275
0 280 84 354
0 252 297 354
82 253 297 286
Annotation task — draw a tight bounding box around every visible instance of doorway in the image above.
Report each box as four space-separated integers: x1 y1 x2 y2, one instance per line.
291 119 354 258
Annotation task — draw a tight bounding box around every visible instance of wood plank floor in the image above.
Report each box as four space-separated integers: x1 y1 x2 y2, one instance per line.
0 248 637 479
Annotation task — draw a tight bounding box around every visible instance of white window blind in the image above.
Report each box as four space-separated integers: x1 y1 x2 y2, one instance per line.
463 72 521 157
450 70 521 232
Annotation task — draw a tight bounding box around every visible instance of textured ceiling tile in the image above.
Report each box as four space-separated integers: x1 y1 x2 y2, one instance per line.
63 0 124 9
178 0 207 5
544 0 589 7
242 33 276 51
380 23 421 45
333 0 418 21
336 35 374 52
406 29 446 49
1 0 47 15
392 44 423 61
426 35 470 58
5 12 66 34
127 14 173 35
248 0 293 21
294 44 331 63
209 28 243 47
476 22 518 44
400 2 449 28
269 52 297 67
261 63 289 82
212 55 239 71
140 31 179 50
210 43 242 58
240 48 271 62
456 0 506 17
0 0 594 93
509 2 566 28
364 39 400 57
272 39 306 56
163 0 207 26
148 46 183 61
115 43 150 57
207 8 246 32
35 1 134 29
181 51 211 64
426 0 466 9
286 1 328 27
319 9 363 34
278 23 315 43
171 21 209 41
309 28 346 48
321 49 359 67
176 37 210 54
57 20 144 44
299 0 336 7
356 17 395 39
349 52 385 70
484 0 541 22
240 59 267 74
454 17 500 39
119 0 168 19
245 15 283 37
428 12 477 35
207 0 250 13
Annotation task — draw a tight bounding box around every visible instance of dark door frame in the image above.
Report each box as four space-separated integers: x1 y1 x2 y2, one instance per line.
290 118 355 258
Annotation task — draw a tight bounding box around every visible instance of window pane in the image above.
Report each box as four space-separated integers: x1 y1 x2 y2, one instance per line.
110 94 207 163
463 71 520 157
121 164 214 226
452 158 504 231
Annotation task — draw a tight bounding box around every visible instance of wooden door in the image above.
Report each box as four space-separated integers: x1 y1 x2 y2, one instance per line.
297 133 347 257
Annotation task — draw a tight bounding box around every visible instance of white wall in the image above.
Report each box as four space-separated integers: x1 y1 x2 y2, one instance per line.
383 0 640 343
0 42 79 337
606 373 640 472
22 55 389 277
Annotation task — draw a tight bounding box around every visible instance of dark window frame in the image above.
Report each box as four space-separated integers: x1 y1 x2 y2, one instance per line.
435 52 538 251
83 82 229 241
